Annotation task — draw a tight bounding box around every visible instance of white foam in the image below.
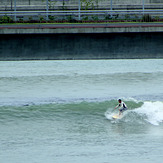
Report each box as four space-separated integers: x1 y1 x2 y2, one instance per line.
134 101 163 125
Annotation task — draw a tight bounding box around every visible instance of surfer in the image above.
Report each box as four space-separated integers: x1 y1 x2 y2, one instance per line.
115 99 127 115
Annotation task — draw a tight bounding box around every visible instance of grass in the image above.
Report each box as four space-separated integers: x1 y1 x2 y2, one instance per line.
2 20 163 25
1 16 163 25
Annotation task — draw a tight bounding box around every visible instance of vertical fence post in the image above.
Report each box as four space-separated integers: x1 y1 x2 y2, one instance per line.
11 0 13 10
110 0 113 18
78 0 81 20
14 0 16 22
142 0 145 15
46 0 49 21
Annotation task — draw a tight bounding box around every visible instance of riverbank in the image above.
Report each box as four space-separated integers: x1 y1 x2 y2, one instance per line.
0 22 163 60
0 32 163 60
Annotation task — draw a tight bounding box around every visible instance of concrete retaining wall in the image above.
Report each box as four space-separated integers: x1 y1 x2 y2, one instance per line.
0 32 163 60
1 24 163 34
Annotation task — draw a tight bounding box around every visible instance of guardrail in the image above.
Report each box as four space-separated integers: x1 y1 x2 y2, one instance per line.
0 9 163 22
0 0 163 22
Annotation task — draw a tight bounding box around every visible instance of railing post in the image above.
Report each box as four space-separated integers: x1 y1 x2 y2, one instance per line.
14 0 16 22
78 0 81 20
110 0 113 18
11 0 13 10
46 0 49 21
142 0 145 15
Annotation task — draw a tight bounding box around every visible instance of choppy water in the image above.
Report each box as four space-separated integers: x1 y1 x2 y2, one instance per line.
0 59 163 163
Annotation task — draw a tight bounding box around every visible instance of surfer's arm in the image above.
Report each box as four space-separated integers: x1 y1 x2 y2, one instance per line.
115 104 120 109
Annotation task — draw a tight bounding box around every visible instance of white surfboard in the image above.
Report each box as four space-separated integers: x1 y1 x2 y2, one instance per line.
112 114 123 119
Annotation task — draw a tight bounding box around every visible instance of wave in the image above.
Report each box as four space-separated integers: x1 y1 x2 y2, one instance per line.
105 100 163 126
0 98 163 126
133 101 163 125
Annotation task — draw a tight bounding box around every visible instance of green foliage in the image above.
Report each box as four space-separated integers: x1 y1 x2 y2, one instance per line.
67 15 77 23
0 15 13 23
91 15 98 21
39 16 45 22
48 15 55 21
105 14 112 20
18 18 24 23
49 0 56 9
154 16 160 21
81 0 97 10
42 0 56 10
82 16 89 21
114 14 119 19
142 14 153 22
28 16 33 21
61 0 67 10
95 0 99 9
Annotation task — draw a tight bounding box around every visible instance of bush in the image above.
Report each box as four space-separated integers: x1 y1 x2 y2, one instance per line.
67 15 78 23
48 15 55 21
0 15 13 23
142 14 153 22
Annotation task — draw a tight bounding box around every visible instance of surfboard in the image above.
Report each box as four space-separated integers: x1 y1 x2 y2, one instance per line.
112 114 122 119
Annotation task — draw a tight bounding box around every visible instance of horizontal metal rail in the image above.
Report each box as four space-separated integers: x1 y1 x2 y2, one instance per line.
0 9 163 21
1 9 163 14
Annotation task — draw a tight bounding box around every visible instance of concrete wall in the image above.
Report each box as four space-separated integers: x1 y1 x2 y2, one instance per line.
1 24 163 34
0 33 163 60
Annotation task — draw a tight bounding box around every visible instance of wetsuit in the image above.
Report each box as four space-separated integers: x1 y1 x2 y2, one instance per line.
116 101 127 112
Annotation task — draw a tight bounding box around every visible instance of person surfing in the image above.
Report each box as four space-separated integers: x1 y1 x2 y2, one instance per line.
115 99 127 116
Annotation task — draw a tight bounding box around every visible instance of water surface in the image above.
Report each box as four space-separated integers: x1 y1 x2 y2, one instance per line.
0 59 163 163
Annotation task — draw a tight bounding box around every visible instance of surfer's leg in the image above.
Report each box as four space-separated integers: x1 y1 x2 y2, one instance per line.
119 109 123 115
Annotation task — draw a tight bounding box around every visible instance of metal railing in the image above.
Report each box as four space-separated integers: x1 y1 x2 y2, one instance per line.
0 0 163 22
0 10 163 22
